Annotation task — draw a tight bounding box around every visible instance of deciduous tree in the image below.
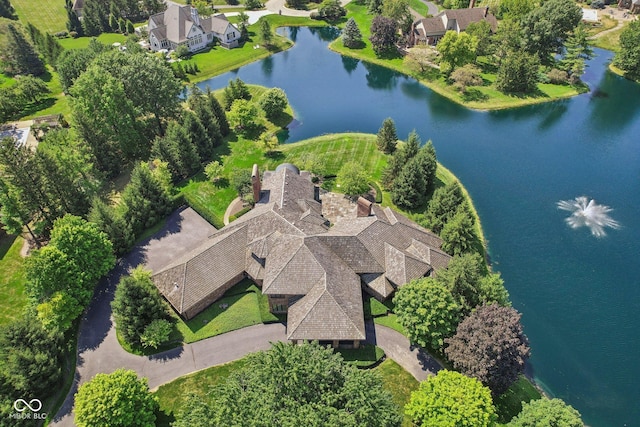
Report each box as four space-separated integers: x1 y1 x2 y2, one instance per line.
204 160 224 184
175 342 402 426
405 370 496 427
508 398 584 427
445 304 530 395
370 16 398 56
437 31 478 75
74 369 158 427
228 99 260 134
259 87 288 119
614 19 640 81
393 277 462 350
337 161 370 197
450 64 483 93
382 0 412 33
521 0 582 63
495 50 539 93
318 0 346 21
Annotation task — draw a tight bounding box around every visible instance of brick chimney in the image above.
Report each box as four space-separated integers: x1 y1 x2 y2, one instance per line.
357 197 373 217
251 164 261 204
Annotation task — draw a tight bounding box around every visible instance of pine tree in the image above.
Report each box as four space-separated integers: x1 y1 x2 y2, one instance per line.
89 198 133 256
414 140 437 193
66 4 84 36
0 0 16 19
260 18 272 46
189 91 223 143
441 207 476 255
424 181 467 234
121 162 172 236
342 18 363 48
381 129 420 189
391 157 426 209
181 111 214 163
376 117 397 154
206 88 230 136
151 122 200 181
5 24 46 76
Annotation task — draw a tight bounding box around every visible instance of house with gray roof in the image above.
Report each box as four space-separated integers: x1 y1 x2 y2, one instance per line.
148 4 240 52
411 7 498 45
153 164 451 348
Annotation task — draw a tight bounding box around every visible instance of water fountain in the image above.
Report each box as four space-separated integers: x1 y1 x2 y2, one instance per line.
557 196 621 237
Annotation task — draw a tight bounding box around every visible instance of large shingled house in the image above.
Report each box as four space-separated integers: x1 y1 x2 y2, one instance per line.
152 164 451 348
411 7 498 45
148 4 240 52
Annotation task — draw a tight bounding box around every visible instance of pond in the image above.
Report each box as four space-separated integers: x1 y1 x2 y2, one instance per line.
196 26 640 426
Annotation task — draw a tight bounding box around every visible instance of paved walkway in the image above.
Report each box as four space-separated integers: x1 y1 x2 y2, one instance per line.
223 197 245 225
51 207 440 426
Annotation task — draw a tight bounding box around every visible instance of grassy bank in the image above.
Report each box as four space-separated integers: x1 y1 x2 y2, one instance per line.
330 3 585 111
0 235 27 326
591 21 628 51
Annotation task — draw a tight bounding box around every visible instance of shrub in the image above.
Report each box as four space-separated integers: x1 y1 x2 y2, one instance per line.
547 68 569 84
245 0 263 9
591 0 604 8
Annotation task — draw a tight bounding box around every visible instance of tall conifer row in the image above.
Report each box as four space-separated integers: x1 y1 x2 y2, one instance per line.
5 24 45 76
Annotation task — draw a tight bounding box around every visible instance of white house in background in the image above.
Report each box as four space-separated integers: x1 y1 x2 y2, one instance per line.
148 4 241 52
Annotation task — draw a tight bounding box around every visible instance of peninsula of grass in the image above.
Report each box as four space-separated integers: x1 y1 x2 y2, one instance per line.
329 3 585 111
0 235 27 326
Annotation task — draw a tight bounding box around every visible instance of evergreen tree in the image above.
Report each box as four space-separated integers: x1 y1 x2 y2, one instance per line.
89 197 134 256
376 117 397 154
66 3 84 36
206 87 230 136
560 25 593 83
342 18 363 48
0 0 16 19
423 181 469 234
4 24 46 76
189 93 223 144
260 18 272 46
441 207 476 256
414 140 437 193
181 110 214 163
111 268 169 347
151 121 201 181
121 162 172 236
382 129 420 189
391 156 425 209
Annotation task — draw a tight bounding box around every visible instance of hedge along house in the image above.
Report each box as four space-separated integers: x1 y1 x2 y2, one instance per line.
148 4 241 52
152 164 451 348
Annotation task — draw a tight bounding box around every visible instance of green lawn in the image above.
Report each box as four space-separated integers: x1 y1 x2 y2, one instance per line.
57 33 128 50
11 0 68 33
173 291 262 343
331 3 585 111
0 235 27 326
494 375 543 424
408 0 430 17
374 359 419 427
591 21 628 51
336 344 385 367
154 358 247 426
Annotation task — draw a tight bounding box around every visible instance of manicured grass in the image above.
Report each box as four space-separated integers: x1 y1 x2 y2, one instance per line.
57 33 128 50
330 3 585 111
363 294 392 318
374 313 405 335
11 0 68 34
173 292 262 343
374 358 419 427
336 344 385 368
0 235 27 326
408 0 430 17
591 21 628 51
275 133 389 181
154 358 247 426
494 375 543 424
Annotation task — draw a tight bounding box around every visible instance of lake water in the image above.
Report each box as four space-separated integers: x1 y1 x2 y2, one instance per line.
196 27 640 426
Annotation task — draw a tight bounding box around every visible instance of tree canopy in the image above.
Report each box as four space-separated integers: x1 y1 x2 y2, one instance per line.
370 16 398 56
343 18 363 48
259 87 288 119
337 161 370 197
174 341 402 427
405 370 496 427
614 19 640 81
377 117 398 154
112 267 170 347
393 277 462 351
74 369 158 427
445 304 530 395
437 31 478 75
508 398 584 427
3 23 45 76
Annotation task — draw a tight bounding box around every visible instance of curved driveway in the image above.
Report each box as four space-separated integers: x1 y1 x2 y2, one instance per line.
51 207 440 426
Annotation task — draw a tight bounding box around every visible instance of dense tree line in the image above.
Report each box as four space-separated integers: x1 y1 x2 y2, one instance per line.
81 0 165 36
0 76 50 122
174 342 402 426
1 23 45 76
614 20 640 81
25 23 64 68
